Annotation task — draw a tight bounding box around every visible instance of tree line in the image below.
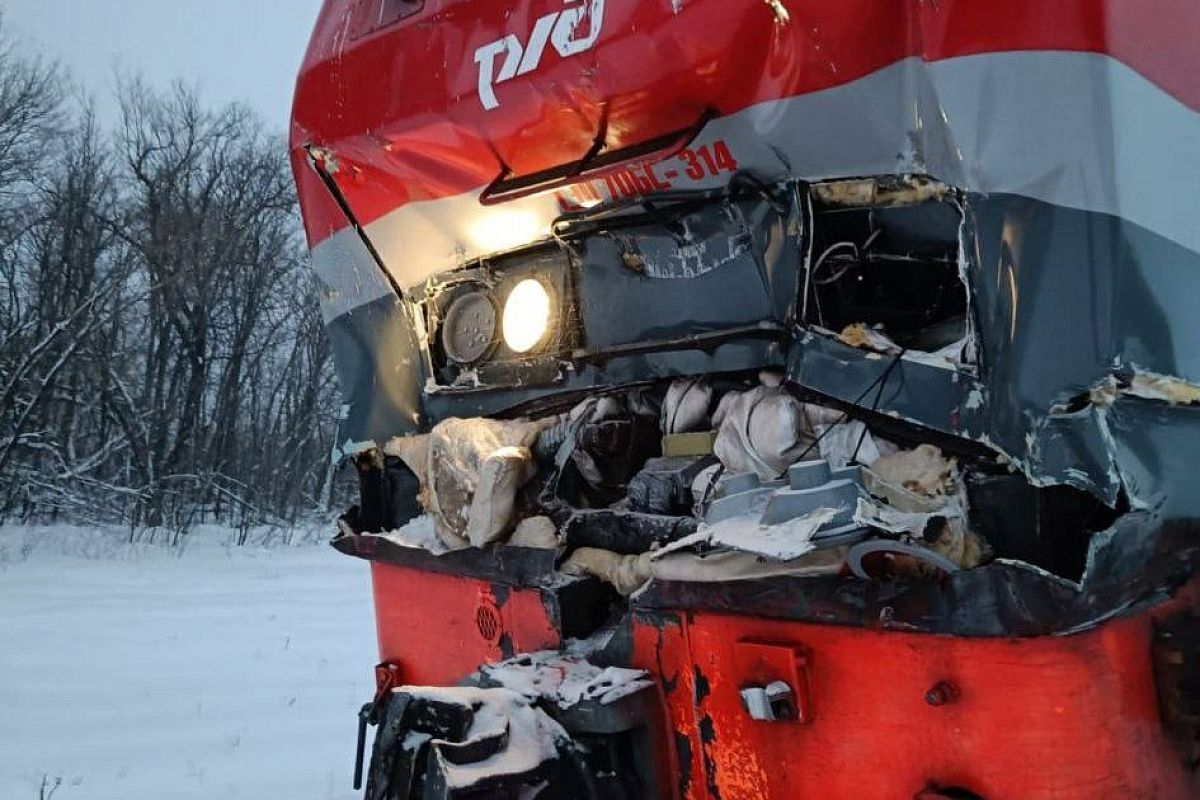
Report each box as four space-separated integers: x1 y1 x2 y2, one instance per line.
0 22 344 537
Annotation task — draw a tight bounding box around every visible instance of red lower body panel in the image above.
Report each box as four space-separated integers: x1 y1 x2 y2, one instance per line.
370 562 1196 798
370 562 562 685
630 610 1194 799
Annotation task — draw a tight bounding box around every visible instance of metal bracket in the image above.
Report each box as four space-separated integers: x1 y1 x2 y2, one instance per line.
734 640 812 723
740 680 797 721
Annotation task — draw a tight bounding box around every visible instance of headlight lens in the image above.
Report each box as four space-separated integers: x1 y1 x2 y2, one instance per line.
502 278 552 353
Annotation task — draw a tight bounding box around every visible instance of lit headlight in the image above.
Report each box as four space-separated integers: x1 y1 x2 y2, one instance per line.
502 279 553 353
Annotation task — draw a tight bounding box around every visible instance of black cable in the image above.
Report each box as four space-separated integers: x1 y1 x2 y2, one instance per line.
793 348 906 465
696 463 726 517
850 348 906 464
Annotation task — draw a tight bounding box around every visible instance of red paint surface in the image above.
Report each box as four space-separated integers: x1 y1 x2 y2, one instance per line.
629 610 1198 799
369 562 561 685
292 0 1200 245
369 558 1197 798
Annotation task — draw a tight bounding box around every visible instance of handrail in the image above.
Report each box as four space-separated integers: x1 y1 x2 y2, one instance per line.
478 107 717 206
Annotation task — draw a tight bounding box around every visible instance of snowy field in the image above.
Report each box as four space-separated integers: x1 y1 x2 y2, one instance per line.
0 524 377 800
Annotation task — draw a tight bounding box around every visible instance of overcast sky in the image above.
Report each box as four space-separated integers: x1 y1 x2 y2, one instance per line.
2 0 325 132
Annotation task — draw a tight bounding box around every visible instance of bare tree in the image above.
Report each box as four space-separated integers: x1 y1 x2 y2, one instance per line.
0 14 62 200
0 40 346 535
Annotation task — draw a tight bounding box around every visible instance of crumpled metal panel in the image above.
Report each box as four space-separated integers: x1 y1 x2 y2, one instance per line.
324 291 425 458
967 194 1200 511
633 513 1200 637
578 196 799 349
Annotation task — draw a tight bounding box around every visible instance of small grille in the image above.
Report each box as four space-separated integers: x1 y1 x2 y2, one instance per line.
475 603 503 644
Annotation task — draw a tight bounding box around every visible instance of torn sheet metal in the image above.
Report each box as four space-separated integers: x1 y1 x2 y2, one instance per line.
574 192 800 353
1085 367 1200 407
966 194 1200 509
632 513 1200 637
608 204 753 280
810 175 949 209
653 507 838 562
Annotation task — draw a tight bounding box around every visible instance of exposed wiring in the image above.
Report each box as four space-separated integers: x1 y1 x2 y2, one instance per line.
814 261 855 286
806 242 851 326
861 225 883 252
812 240 858 275
806 227 884 313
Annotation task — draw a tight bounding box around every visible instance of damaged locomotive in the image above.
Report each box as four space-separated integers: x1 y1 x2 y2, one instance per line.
291 1 1200 798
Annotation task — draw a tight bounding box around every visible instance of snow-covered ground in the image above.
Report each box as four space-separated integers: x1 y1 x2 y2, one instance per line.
0 524 377 800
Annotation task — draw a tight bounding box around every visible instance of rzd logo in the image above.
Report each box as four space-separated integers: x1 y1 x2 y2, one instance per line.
474 0 605 111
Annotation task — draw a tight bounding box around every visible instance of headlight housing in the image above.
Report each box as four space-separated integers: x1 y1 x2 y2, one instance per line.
419 246 574 389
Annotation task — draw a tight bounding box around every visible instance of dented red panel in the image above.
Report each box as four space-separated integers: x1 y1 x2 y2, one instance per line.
631 612 705 800
629 609 1197 799
364 555 1199 797
368 559 1199 797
